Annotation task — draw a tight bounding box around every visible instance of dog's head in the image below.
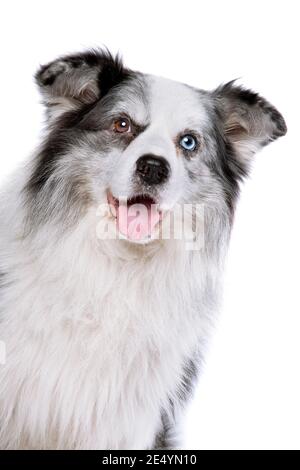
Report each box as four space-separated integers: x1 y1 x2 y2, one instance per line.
28 49 286 244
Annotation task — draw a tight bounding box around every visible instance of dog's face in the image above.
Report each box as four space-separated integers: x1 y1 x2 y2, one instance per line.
28 50 286 244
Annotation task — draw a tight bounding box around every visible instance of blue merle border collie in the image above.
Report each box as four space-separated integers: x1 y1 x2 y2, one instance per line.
0 49 286 449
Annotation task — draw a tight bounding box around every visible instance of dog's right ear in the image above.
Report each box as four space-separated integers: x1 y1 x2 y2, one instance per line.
35 49 131 121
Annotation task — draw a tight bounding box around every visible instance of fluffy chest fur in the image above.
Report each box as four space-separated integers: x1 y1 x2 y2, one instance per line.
0 208 217 449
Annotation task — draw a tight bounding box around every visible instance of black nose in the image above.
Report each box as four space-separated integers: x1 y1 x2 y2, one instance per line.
136 155 170 185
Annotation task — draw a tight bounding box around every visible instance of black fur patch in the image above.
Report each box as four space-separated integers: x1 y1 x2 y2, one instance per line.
154 411 174 450
209 116 246 215
180 358 199 402
26 126 74 195
154 358 200 449
96 51 132 98
219 80 260 106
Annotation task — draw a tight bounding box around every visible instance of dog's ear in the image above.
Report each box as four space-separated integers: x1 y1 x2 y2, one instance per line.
214 81 287 164
35 49 131 120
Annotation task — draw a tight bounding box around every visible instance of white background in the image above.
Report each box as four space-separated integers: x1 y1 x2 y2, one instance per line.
0 0 299 450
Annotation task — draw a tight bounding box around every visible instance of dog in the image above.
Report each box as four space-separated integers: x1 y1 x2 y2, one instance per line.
0 49 286 449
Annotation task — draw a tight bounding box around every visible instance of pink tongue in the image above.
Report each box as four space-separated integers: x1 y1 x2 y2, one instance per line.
117 202 160 241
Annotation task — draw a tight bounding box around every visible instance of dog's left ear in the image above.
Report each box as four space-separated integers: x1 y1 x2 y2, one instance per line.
35 49 131 120
214 81 287 163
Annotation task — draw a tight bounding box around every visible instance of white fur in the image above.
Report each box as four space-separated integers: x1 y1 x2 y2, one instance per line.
0 75 227 450
0 187 220 449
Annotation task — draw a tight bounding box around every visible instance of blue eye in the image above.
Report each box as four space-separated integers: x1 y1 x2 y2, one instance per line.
180 134 197 151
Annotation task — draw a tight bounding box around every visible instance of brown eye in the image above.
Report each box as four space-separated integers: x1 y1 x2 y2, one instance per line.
114 117 131 133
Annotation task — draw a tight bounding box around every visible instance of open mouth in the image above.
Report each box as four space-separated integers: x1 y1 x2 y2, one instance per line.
107 191 162 242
